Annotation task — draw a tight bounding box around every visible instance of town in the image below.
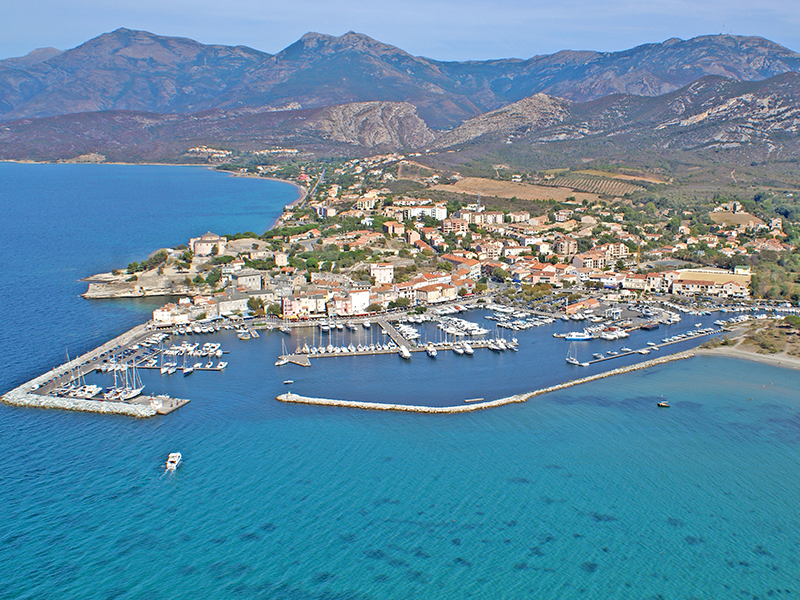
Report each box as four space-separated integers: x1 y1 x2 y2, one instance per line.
98 151 796 325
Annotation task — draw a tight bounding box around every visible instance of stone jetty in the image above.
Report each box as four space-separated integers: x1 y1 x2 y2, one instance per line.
277 350 696 414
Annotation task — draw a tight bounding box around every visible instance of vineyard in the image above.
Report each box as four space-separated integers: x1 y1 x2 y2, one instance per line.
541 175 644 197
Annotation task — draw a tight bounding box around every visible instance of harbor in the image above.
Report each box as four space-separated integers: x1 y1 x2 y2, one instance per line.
1 297 784 417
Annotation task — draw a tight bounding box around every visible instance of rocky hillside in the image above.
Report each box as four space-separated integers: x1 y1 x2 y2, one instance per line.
428 73 800 169
0 101 435 162
1 29 799 128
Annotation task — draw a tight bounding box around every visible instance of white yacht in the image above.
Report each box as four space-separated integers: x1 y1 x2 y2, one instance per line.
165 452 182 472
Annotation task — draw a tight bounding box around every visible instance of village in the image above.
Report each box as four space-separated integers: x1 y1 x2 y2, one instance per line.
84 153 797 325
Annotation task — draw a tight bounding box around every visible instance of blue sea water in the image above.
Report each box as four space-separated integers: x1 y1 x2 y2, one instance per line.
1 164 799 599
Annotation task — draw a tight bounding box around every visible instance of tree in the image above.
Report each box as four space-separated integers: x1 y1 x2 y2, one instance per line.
193 274 205 285
492 267 509 281
458 287 468 296
267 303 282 316
475 283 488 293
367 303 382 313
388 297 411 309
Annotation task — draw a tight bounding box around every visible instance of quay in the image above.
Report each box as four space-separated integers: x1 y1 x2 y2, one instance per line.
276 350 696 414
1 323 190 418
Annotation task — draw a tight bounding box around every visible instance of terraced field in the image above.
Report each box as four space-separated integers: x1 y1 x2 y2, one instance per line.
542 175 645 196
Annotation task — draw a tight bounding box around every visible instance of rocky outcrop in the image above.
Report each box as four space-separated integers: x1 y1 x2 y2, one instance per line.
430 94 569 149
306 102 437 148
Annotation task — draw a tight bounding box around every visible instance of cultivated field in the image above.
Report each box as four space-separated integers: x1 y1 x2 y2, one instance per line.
542 175 644 196
432 177 602 203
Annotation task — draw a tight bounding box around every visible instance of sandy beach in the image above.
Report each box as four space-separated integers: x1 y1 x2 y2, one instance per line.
696 345 800 370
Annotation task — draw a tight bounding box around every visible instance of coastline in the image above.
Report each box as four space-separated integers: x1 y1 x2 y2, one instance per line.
695 345 800 370
1 160 307 213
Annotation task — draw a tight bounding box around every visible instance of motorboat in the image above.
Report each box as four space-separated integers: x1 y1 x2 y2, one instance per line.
165 452 182 472
426 343 438 358
657 400 670 408
399 346 411 359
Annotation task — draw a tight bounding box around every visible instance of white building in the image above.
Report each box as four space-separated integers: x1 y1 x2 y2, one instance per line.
189 232 227 256
370 263 395 285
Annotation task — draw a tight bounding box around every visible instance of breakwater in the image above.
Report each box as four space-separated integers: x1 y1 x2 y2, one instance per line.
1 390 157 418
277 350 696 413
1 322 175 418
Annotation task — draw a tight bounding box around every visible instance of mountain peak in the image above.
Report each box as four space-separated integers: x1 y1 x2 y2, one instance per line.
0 47 62 68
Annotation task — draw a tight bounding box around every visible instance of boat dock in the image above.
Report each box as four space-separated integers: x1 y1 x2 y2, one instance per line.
1 323 192 418
377 319 411 349
576 328 721 366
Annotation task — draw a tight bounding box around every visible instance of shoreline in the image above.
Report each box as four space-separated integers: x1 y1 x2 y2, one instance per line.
695 345 800 370
1 161 307 211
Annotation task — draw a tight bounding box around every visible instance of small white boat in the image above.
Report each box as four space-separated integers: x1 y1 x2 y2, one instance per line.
165 452 182 472
283 380 294 385
399 346 411 360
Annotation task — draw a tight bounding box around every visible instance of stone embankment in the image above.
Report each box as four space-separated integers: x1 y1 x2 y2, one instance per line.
277 351 695 414
2 391 156 417
1 322 157 418
82 281 194 299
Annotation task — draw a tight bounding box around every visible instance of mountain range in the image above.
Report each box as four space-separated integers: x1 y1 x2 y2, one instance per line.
1 28 800 166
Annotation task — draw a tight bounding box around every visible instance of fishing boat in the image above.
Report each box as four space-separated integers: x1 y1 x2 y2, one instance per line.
657 400 670 408
236 329 251 340
426 343 438 358
165 452 182 471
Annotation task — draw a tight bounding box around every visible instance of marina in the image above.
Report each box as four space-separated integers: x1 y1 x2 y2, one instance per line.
3 296 766 417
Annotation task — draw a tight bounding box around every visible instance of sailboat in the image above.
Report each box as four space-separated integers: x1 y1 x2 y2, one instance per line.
566 343 581 365
275 339 290 366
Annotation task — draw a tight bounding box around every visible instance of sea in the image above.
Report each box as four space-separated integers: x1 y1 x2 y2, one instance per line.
1 163 798 600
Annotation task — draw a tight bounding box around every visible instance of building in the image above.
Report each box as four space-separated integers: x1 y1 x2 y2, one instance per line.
189 232 227 256
230 268 263 291
442 218 468 235
152 303 191 326
370 263 395 285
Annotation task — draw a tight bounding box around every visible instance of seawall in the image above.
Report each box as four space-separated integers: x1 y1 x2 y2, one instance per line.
277 351 696 414
1 323 158 418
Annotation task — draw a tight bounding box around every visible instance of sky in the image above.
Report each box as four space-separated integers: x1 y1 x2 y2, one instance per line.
2 0 800 61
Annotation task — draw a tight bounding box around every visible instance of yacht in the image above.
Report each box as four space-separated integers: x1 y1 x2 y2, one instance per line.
564 330 593 341
462 341 474 355
165 452 182 472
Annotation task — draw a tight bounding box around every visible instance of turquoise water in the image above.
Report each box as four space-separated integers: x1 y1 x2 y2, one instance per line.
1 165 799 599
0 163 298 392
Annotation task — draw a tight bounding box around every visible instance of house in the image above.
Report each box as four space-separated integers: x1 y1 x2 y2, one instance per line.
230 268 263 291
383 221 405 236
416 283 457 303
370 263 395 285
152 302 191 326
